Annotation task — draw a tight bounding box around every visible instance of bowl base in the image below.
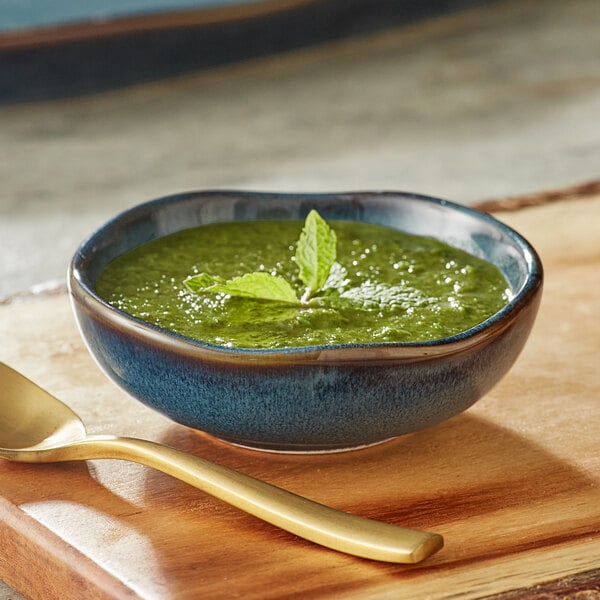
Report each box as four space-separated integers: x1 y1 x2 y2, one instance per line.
207 433 399 454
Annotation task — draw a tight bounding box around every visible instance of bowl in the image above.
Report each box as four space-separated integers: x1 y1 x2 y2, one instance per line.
68 190 543 452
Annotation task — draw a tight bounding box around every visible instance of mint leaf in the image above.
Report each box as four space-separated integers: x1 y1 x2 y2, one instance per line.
339 283 431 310
312 284 431 312
185 272 299 304
184 273 225 293
295 210 337 303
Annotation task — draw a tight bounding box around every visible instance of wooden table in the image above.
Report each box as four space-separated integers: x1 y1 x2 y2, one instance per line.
1 190 599 599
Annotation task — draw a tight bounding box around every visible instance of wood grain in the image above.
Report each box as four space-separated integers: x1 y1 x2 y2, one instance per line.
0 196 599 599
488 568 600 599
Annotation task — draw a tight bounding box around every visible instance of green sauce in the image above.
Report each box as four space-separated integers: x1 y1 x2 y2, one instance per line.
96 220 510 349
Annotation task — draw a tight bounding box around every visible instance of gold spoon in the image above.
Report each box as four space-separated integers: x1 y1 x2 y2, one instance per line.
0 362 443 563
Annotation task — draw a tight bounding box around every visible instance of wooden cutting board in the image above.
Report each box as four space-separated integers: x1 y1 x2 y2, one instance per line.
1 195 599 599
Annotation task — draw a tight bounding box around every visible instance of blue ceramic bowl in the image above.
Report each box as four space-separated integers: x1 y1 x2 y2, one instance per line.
69 191 542 452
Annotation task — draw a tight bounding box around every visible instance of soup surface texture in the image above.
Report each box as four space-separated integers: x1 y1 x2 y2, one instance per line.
96 220 509 349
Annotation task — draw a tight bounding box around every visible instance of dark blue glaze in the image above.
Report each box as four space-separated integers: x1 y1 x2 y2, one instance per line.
69 191 543 452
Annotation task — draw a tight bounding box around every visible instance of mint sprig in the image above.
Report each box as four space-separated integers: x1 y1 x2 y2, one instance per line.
295 209 337 304
184 272 299 304
184 210 337 306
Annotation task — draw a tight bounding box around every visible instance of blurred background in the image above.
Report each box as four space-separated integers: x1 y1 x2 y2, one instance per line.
0 1 599 596
1 0 599 300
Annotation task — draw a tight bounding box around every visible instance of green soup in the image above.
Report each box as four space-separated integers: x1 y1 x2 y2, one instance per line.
96 220 510 349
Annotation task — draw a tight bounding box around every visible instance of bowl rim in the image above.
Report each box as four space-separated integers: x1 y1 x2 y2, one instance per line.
68 189 543 365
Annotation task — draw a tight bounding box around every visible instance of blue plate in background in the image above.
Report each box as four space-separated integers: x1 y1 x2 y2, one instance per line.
0 0 498 103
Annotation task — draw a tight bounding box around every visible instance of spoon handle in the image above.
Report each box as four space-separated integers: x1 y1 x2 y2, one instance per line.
69 435 443 563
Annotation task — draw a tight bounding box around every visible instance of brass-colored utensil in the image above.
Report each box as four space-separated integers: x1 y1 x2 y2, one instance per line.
0 362 442 563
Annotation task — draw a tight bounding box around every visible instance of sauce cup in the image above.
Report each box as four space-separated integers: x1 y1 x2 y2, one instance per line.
69 191 543 452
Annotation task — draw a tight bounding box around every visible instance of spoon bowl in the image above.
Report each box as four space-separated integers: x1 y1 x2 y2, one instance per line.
0 362 443 564
1 366 87 451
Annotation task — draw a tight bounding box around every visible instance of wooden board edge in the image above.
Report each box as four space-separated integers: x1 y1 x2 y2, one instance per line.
473 178 600 213
0 280 67 307
341 537 600 600
486 567 600 599
0 496 137 600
